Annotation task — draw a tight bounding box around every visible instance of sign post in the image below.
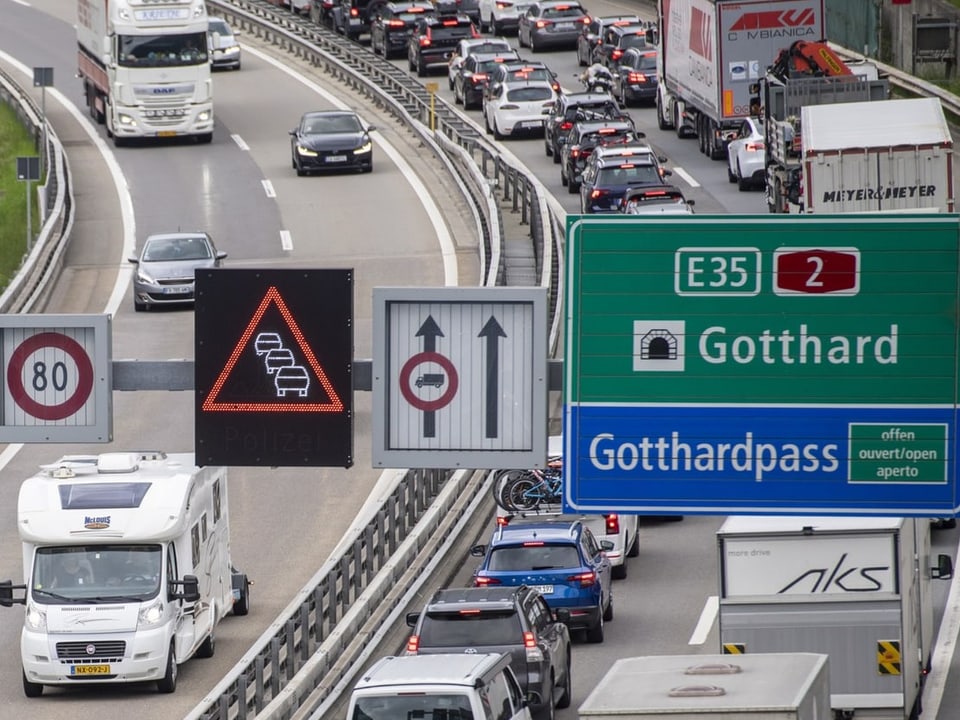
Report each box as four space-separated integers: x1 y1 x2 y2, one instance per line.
563 215 960 517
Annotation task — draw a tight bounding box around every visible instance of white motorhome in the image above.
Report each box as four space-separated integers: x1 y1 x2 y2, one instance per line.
77 0 214 144
716 516 952 720
0 451 250 697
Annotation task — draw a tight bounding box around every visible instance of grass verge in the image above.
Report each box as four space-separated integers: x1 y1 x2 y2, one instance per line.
0 102 41 293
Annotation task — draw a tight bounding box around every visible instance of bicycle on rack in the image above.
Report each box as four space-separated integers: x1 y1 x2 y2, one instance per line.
493 458 563 512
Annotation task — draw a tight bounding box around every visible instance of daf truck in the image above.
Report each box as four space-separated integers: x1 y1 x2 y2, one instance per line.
578 653 831 720
716 517 953 720
0 451 250 697
655 0 826 160
77 0 214 145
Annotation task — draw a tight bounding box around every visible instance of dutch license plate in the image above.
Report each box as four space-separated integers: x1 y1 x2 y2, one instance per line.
157 130 177 138
71 664 110 676
326 155 347 163
523 120 543 128
164 286 191 294
532 584 553 595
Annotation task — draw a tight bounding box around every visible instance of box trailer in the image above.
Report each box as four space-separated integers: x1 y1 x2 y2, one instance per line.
578 652 831 720
801 96 954 213
716 516 953 720
656 0 826 159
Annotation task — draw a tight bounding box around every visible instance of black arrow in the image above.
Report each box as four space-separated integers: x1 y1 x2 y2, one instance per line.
416 316 444 438
479 316 506 439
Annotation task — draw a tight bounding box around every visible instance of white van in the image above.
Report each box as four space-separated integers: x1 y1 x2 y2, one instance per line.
348 653 538 720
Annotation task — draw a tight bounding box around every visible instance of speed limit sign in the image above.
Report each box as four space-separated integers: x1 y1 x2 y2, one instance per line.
1 315 112 442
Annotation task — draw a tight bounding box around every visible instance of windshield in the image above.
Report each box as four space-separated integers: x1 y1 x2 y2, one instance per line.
598 164 662 185
353 694 474 720
143 235 212 262
507 86 553 102
118 31 209 68
421 609 522 646
32 545 162 604
488 543 580 570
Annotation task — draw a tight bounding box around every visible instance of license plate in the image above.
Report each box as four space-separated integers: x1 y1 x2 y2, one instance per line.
157 130 177 138
556 22 574 30
326 155 347 163
164 286 191 294
71 665 110 676
522 120 543 128
532 584 554 594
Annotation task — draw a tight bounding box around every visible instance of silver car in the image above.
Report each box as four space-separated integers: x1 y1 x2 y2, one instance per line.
208 17 241 70
518 0 588 52
128 232 226 311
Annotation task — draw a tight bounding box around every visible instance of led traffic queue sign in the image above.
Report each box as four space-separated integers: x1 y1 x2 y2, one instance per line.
563 215 960 517
195 269 353 467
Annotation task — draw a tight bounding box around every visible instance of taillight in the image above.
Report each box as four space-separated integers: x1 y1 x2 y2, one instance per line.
571 147 581 158
568 571 596 587
523 631 537 649
475 576 502 587
406 635 420 653
496 0 511 7
590 189 608 199
523 630 544 662
746 141 765 152
350 7 359 16
471 73 488 83
535 20 549 28
420 36 431 46
559 121 573 131
580 15 590 23
387 19 405 27
605 514 620 534
627 72 648 83
496 515 511 527
611 49 623 61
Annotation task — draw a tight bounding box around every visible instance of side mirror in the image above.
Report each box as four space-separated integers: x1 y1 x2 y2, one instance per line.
657 154 667 163
600 540 615 552
662 168 673 177
406 611 420 627
290 129 298 136
470 544 487 557
687 199 696 207
216 251 228 260
128 256 139 264
933 553 954 580
367 125 378 132
172 574 201 602
0 580 26 607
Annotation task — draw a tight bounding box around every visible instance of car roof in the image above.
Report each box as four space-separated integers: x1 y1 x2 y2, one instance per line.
561 92 618 105
302 110 358 120
610 23 649 35
596 14 641 25
145 231 209 242
537 0 584 8
427 586 525 610
387 0 434 8
356 653 512 689
493 519 582 544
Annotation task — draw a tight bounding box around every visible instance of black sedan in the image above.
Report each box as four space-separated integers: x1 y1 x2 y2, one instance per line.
289 110 376 175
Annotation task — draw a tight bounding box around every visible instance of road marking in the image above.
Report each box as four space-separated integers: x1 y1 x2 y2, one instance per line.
673 166 701 188
280 230 293 251
262 179 276 198
689 595 718 645
232 134 249 151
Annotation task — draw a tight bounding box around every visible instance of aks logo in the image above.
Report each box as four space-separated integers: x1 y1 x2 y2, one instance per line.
689 7 712 60
728 9 817 31
201 286 345 413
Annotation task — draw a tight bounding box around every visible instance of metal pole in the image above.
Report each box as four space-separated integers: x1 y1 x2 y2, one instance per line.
25 178 32 252
40 86 46 175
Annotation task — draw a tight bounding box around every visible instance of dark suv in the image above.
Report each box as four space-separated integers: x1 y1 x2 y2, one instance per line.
405 586 572 719
543 92 623 162
592 23 652 68
408 13 477 76
331 0 379 40
471 518 613 643
560 119 639 192
370 1 435 58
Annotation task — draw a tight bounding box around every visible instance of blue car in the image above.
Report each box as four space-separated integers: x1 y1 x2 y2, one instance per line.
470 519 614 643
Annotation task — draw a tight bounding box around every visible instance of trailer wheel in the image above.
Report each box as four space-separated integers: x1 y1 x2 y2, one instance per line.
22 670 42 698
196 629 216 659
656 95 672 131
156 642 177 694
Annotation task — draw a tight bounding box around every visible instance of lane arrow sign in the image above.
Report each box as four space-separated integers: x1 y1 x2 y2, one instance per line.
416 315 444 438
479 315 506 439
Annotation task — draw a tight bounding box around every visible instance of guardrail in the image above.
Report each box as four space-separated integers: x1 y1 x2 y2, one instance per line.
0 66 74 314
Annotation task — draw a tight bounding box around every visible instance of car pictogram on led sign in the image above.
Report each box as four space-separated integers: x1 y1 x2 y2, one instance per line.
774 247 860 296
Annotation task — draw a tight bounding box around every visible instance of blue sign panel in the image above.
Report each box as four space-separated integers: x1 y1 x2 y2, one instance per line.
564 405 957 516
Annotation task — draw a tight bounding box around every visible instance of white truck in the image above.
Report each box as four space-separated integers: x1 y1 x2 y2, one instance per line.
77 0 214 145
655 0 826 160
578 653 832 720
0 451 250 697
797 96 955 213
716 517 953 720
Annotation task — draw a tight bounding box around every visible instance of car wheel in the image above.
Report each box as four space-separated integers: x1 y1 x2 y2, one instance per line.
560 164 568 186
603 592 614 622
448 74 455 90
518 28 526 47
544 139 552 157
156 642 177 693
454 82 462 104
416 57 427 77
577 45 586 67
196 629 216 659
586 613 604 643
22 670 43 698
727 161 737 183
557 654 572 709
531 35 540 52
493 118 505 140
492 18 502 34
627 530 640 558
542 678 556 720
134 299 146 312
737 162 749 191
484 111 493 134
568 176 580 193
656 94 671 131
612 560 627 580
408 54 415 71
552 143 560 164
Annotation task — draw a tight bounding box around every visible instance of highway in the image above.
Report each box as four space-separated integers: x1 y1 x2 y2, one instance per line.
1 1 960 719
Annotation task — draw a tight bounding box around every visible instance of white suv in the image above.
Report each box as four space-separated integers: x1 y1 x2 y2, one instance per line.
477 0 530 34
494 435 640 580
348 653 537 720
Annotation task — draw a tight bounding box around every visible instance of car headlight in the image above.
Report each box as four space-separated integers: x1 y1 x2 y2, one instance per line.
137 599 164 629
197 110 211 122
25 602 47 632
136 269 157 285
223 45 240 55
297 145 318 157
354 141 373 155
118 113 136 127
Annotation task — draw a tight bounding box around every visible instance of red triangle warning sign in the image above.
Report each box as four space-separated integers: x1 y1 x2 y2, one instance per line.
201 286 345 413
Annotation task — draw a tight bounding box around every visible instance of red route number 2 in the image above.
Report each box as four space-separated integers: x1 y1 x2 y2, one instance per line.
773 248 860 296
